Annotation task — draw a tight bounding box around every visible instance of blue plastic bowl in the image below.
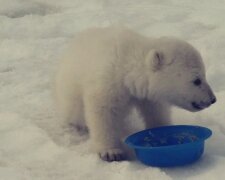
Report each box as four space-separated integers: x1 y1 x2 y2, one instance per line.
125 125 212 167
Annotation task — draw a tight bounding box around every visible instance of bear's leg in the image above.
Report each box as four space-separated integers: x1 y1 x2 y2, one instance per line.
136 100 171 128
83 89 129 161
57 92 88 134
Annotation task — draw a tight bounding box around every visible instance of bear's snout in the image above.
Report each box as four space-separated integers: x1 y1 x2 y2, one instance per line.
207 87 216 104
205 83 217 105
191 94 216 110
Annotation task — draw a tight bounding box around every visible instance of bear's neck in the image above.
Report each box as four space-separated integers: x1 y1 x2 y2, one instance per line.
120 41 158 100
116 37 159 99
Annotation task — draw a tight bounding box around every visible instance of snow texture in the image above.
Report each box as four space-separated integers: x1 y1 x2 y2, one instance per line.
0 0 225 179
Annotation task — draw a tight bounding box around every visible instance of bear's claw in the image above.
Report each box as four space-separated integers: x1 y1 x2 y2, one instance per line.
99 148 125 162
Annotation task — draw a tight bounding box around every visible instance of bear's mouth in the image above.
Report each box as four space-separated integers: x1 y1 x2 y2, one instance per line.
191 102 204 110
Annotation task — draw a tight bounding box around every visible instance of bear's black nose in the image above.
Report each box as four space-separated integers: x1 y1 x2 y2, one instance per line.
211 97 216 104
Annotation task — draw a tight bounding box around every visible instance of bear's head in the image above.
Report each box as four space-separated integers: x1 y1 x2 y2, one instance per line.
146 38 216 112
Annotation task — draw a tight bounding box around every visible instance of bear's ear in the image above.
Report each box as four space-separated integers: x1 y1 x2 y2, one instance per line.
145 49 164 71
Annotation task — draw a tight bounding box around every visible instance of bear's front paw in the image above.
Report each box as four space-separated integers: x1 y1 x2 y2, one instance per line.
98 148 125 162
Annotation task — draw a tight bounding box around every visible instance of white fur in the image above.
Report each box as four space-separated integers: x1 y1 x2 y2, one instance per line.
55 27 216 161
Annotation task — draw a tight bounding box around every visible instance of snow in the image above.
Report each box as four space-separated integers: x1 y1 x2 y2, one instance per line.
0 0 225 179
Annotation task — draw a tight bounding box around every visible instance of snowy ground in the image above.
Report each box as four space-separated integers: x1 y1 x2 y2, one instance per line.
1 0 225 179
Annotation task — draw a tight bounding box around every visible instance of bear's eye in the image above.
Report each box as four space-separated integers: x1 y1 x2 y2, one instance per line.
193 78 202 86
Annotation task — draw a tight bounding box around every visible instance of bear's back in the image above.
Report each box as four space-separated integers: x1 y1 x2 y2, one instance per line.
61 27 148 82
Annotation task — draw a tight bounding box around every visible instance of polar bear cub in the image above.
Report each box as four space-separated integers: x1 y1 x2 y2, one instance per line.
55 27 216 161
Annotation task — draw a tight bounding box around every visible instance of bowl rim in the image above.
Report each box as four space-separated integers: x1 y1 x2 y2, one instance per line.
125 125 212 150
